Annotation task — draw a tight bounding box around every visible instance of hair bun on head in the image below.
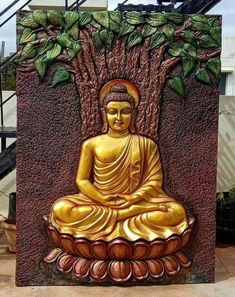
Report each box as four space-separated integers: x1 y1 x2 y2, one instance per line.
103 84 135 108
110 84 128 93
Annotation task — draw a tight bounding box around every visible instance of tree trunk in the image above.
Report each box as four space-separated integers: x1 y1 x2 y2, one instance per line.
71 29 178 140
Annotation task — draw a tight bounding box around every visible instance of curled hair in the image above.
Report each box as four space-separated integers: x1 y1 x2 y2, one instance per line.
102 84 135 109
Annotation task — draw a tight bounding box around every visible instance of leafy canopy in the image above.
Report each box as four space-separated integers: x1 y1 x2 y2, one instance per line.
17 11 221 96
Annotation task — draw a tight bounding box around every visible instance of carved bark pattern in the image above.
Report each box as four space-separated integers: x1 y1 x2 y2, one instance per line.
70 28 179 140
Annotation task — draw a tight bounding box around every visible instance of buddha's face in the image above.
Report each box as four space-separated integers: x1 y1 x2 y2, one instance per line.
105 101 132 132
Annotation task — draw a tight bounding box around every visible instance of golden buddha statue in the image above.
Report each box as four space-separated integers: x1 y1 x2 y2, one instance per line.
49 80 188 242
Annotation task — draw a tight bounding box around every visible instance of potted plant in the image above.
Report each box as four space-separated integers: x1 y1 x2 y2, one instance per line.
1 192 16 253
216 184 235 244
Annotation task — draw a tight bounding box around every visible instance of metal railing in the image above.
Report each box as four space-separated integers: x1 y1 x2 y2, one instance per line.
117 0 221 13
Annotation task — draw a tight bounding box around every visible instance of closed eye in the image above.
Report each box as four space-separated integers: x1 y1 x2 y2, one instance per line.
107 108 117 115
121 108 132 114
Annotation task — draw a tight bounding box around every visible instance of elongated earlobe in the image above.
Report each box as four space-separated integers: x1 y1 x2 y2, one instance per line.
101 109 108 133
130 110 136 133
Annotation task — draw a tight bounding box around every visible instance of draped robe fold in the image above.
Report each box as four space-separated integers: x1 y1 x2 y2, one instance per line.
50 134 188 241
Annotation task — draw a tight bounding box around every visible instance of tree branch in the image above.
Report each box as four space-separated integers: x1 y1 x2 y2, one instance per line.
175 20 191 37
161 57 180 77
31 25 61 38
198 49 221 62
17 53 75 73
55 54 74 69
17 61 35 72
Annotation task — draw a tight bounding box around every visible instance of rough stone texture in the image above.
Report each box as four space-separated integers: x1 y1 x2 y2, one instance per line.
16 17 220 286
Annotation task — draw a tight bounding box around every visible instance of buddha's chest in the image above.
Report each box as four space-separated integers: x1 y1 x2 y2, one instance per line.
94 138 128 163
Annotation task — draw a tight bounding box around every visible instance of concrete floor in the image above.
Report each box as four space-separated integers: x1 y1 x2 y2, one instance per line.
0 242 234 297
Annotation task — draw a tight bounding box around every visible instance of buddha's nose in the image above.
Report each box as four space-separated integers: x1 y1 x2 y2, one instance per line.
117 111 121 120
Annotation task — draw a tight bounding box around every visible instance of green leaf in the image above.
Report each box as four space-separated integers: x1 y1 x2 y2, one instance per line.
35 57 47 80
217 192 225 202
191 15 208 24
210 27 221 46
19 28 36 45
19 14 39 29
100 29 114 51
120 22 135 36
47 11 64 27
142 24 157 37
79 11 93 26
109 19 120 33
147 13 167 27
196 68 211 84
168 43 182 57
90 20 102 30
20 44 37 61
52 66 71 87
109 11 122 25
190 19 209 32
169 76 185 97
207 57 221 79
91 31 103 51
165 13 183 24
67 42 82 59
127 31 143 50
149 32 165 50
199 34 218 48
184 43 197 59
33 10 47 27
182 57 196 77
162 23 175 42
182 31 196 45
67 23 79 40
56 33 73 48
46 43 62 61
64 11 79 30
126 12 145 25
37 38 53 55
93 11 109 29
208 17 217 28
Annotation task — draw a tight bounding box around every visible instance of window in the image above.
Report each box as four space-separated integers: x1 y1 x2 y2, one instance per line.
220 73 227 95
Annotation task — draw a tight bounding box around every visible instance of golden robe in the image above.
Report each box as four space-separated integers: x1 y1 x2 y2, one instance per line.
50 134 188 241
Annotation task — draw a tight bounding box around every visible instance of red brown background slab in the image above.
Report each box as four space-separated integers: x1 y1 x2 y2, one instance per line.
16 12 219 285
16 65 218 285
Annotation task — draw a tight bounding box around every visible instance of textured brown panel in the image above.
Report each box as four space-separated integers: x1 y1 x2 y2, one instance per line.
16 68 218 285
16 12 219 286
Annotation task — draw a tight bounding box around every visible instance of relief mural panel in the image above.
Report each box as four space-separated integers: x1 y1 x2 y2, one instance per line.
16 10 221 285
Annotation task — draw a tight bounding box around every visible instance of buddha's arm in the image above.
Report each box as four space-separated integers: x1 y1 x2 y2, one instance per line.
131 140 164 202
76 141 104 203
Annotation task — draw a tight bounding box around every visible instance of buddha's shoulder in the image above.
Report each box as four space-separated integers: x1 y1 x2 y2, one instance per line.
82 135 106 149
135 134 157 148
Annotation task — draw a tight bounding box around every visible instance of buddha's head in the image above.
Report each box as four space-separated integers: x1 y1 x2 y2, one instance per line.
101 84 136 133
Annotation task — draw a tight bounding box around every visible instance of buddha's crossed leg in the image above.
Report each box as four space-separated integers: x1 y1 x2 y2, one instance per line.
117 202 187 227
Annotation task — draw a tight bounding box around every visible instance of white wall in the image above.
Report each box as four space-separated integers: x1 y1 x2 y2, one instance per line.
217 96 235 192
221 36 235 95
29 0 108 10
217 37 235 192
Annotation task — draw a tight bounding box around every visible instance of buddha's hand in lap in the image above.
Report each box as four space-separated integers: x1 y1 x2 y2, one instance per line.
102 194 144 209
101 194 136 208
101 194 127 208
